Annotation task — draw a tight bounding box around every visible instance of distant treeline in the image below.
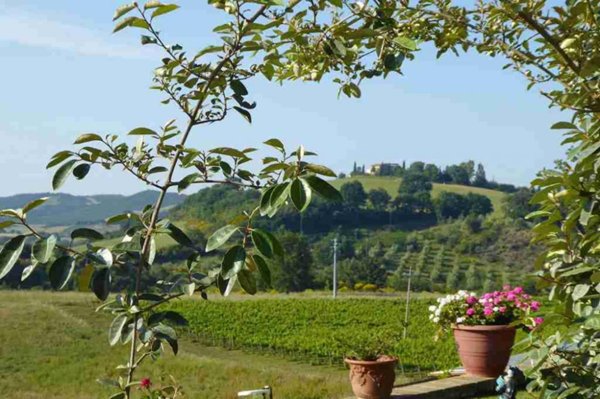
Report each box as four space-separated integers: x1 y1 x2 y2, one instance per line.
349 160 519 193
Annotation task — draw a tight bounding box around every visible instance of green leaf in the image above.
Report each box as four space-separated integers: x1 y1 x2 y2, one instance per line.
108 392 126 399
113 16 144 33
264 138 284 151
303 175 342 202
260 186 276 216
113 3 136 20
237 269 257 295
71 228 104 241
74 133 103 144
92 268 111 301
255 229 283 258
252 254 271 286
152 4 180 18
167 223 194 247
106 213 131 224
206 225 238 252
233 106 252 123
394 36 417 51
177 173 200 192
47 151 74 169
73 163 91 180
108 314 128 346
22 197 48 214
0 235 27 280
152 324 178 354
290 178 311 212
128 127 158 136
269 182 290 210
145 236 156 265
144 0 164 9
48 256 75 290
21 263 37 282
221 245 246 279
32 235 57 264
96 248 114 267
210 147 247 158
224 274 237 296
230 80 248 96
149 311 188 326
251 229 273 258
52 160 77 190
305 164 336 177
182 282 196 296
551 121 578 130
572 284 590 301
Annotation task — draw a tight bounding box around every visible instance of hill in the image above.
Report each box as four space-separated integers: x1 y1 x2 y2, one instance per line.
0 190 186 227
332 176 507 217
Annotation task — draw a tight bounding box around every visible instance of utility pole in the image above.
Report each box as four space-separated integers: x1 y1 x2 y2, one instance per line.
332 237 338 299
403 258 413 339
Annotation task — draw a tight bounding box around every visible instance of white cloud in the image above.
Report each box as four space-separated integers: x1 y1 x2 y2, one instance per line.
0 7 152 59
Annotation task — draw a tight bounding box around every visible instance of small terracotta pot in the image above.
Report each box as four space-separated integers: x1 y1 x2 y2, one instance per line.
344 356 397 399
452 324 516 378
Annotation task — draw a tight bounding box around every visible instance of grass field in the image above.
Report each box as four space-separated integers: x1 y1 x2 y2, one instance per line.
0 291 352 399
333 176 507 218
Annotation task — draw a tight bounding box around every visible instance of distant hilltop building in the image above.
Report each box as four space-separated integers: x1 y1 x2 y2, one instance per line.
367 162 402 176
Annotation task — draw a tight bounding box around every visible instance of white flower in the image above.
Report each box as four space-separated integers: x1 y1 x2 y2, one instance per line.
435 308 441 316
433 317 440 323
429 305 437 312
456 317 465 324
493 307 499 312
429 314 434 320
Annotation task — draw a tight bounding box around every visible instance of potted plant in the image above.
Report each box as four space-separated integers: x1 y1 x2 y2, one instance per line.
429 286 543 378
344 339 398 399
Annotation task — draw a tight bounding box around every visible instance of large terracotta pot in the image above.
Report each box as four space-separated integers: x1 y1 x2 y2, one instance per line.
344 356 397 399
452 324 516 378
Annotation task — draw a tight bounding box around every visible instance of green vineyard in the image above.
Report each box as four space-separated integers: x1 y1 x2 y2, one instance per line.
169 297 459 374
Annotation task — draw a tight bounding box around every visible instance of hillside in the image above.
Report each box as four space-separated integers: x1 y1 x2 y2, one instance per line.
332 176 507 217
0 190 186 227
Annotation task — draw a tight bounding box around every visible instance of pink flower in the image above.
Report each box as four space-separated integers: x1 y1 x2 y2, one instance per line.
506 293 516 301
530 301 540 311
483 308 493 316
534 317 544 326
499 306 506 313
513 287 524 294
503 285 511 291
466 308 475 316
140 378 151 390
466 296 477 305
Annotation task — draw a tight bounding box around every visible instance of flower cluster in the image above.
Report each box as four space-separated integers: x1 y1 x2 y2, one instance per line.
428 286 542 334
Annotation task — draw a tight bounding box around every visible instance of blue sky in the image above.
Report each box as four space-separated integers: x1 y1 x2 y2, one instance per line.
0 0 567 195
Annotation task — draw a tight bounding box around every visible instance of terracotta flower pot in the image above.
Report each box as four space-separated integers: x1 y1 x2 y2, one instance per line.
344 356 397 399
452 324 516 378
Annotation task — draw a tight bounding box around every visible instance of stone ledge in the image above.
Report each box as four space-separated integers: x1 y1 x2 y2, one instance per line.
346 375 496 399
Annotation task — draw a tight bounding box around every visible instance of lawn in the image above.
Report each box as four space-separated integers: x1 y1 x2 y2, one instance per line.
333 176 507 218
0 291 351 399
